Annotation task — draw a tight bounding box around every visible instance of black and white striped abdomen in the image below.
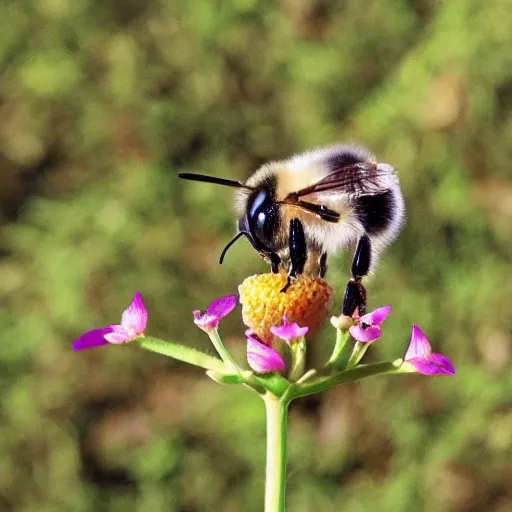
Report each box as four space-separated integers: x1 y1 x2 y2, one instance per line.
353 184 405 253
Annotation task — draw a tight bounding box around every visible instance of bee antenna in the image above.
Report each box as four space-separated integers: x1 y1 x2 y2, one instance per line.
179 173 252 190
219 231 247 264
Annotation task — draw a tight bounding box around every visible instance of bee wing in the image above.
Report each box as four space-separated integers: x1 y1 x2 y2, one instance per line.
290 163 393 198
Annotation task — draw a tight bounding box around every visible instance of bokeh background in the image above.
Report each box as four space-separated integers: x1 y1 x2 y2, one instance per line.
1 0 511 510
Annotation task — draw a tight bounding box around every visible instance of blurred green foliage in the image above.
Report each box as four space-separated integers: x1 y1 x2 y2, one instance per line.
0 0 511 510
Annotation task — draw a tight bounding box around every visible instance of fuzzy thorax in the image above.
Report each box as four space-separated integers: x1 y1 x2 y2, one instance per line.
239 273 333 343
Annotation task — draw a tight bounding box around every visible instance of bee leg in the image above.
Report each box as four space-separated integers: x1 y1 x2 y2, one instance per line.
342 280 367 317
269 252 281 274
319 252 328 278
289 218 307 276
351 234 371 279
342 235 371 316
281 218 307 292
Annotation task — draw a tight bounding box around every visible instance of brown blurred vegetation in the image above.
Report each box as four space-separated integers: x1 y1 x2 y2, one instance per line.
0 0 511 510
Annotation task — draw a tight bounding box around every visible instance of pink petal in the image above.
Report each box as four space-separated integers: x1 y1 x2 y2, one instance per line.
120 292 147 335
359 305 392 327
193 310 218 330
206 295 237 319
72 327 112 351
428 353 456 375
246 333 285 374
406 354 455 376
403 326 455 376
349 324 382 343
104 325 133 344
270 316 309 344
193 295 237 331
404 325 432 361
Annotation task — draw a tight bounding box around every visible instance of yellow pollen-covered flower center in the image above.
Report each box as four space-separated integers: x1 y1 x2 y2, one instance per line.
239 273 333 343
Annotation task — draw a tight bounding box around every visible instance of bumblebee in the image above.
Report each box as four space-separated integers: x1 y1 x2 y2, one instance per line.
180 144 405 316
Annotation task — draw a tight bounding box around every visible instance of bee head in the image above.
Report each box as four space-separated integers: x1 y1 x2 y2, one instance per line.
217 186 281 265
178 171 280 264
243 187 280 250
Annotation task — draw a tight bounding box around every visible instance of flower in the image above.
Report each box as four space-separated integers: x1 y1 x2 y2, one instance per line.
348 305 391 343
246 330 286 374
403 325 455 375
270 316 308 344
193 295 237 332
239 273 333 343
72 292 147 350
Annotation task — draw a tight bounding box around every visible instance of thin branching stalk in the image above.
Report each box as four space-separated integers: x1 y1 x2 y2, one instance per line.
263 393 289 512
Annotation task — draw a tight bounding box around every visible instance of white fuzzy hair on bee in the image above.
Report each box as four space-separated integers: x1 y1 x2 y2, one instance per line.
179 143 405 315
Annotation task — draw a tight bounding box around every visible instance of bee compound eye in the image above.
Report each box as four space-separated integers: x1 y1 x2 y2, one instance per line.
247 188 277 247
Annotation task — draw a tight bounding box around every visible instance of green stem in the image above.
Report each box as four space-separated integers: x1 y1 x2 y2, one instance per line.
347 341 370 368
290 361 400 399
207 328 241 373
137 336 226 372
326 328 352 370
263 393 289 512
